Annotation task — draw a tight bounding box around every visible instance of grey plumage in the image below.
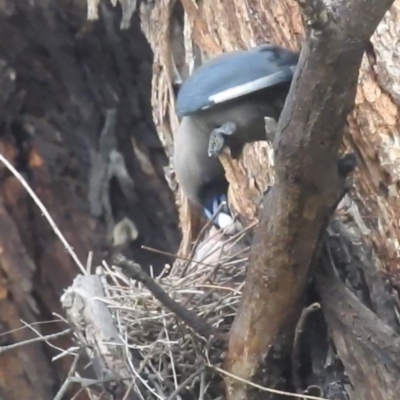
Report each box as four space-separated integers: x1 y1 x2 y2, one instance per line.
173 44 299 229
174 117 224 205
173 116 233 229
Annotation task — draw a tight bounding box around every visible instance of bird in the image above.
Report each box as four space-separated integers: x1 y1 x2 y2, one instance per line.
173 44 299 229
173 115 233 230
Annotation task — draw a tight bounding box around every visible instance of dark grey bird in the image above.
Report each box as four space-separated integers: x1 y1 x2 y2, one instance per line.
173 44 299 229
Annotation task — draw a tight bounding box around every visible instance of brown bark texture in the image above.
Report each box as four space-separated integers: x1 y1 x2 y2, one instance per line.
0 1 180 399
1 0 400 399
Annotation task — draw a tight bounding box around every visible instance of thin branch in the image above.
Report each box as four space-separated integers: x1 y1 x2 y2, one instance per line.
141 245 217 268
54 351 81 400
52 346 81 361
21 320 68 353
141 220 254 272
166 365 206 400
0 319 64 337
0 328 71 355
0 153 86 274
212 366 330 400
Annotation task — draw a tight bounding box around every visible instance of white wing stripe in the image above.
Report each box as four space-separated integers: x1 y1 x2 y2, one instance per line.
207 70 293 105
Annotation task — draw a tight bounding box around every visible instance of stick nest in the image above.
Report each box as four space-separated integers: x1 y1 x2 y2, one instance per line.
101 230 250 399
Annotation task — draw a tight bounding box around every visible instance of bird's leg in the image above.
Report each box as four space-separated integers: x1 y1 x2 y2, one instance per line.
208 121 237 157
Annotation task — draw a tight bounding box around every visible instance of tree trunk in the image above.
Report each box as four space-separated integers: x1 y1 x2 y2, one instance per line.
0 1 180 399
2 0 400 399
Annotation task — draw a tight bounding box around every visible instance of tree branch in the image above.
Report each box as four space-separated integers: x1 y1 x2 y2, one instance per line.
0 329 71 355
61 274 139 399
316 244 400 400
224 0 395 399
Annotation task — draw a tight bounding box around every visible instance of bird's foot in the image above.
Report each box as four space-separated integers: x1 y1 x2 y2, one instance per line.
208 122 237 157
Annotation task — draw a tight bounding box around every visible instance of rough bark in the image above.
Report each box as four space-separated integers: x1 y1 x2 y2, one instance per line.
0 1 180 399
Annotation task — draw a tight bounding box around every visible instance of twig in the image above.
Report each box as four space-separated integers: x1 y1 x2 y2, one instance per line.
52 346 81 361
122 380 135 400
54 351 81 400
212 365 330 400
141 245 218 268
291 302 321 392
197 220 254 267
198 369 206 400
189 200 231 258
113 255 222 341
86 251 94 275
0 318 64 337
163 317 178 391
69 376 104 387
0 153 86 274
69 375 132 388
0 328 71 355
176 218 253 280
22 320 68 353
185 219 254 278
166 365 206 400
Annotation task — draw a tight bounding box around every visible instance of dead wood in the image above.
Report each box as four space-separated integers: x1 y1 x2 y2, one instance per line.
61 274 139 400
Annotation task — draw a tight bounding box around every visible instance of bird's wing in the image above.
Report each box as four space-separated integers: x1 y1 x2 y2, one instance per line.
176 46 298 117
208 68 295 105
